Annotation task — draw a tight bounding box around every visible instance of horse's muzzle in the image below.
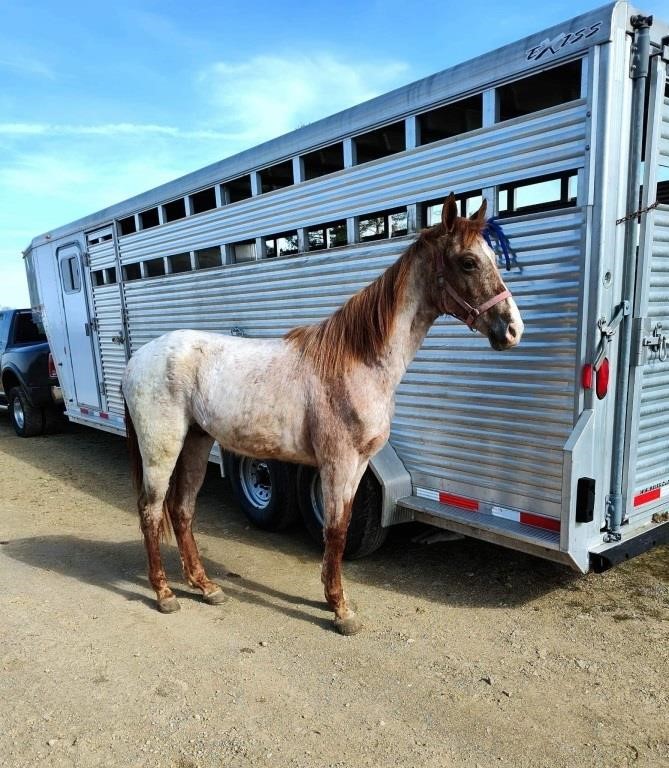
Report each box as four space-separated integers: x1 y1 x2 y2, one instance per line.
488 315 522 351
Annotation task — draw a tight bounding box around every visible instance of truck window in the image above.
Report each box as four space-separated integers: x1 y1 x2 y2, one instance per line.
13 312 47 344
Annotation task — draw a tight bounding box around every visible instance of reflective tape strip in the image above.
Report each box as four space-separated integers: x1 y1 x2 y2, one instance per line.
416 488 560 532
633 485 669 508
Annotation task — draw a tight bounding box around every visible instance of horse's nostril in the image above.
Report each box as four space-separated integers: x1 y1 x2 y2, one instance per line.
508 324 517 339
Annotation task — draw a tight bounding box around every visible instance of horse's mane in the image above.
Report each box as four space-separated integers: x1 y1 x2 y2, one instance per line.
285 214 486 378
285 247 416 378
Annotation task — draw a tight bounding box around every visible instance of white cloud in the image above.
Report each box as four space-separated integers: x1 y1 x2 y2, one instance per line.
0 122 235 141
199 54 409 146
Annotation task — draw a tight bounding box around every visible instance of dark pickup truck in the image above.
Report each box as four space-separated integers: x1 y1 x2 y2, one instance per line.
0 308 64 436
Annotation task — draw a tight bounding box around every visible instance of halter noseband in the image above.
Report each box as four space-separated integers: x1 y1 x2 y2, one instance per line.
435 247 511 330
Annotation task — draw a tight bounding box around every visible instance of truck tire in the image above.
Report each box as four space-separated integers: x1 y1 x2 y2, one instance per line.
8 387 44 437
297 467 387 559
225 453 299 531
43 406 67 434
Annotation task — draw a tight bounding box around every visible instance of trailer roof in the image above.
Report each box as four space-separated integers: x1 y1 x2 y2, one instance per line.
26 2 661 250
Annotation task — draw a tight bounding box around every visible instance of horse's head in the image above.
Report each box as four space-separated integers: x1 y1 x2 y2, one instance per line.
424 194 523 351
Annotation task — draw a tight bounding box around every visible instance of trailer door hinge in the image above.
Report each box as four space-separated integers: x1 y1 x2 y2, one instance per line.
83 251 90 267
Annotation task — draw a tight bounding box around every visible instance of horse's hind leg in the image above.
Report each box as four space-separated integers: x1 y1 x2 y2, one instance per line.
168 428 226 605
139 455 183 614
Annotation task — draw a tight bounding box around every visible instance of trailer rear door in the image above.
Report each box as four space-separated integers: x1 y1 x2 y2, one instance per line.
624 57 669 523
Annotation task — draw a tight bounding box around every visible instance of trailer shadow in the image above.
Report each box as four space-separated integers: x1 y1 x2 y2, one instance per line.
0 418 583 618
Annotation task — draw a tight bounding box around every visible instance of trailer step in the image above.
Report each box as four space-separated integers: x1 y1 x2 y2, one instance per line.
589 519 669 572
397 494 564 563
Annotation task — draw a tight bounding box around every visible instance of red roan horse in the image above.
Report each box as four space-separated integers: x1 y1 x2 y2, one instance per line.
122 195 523 634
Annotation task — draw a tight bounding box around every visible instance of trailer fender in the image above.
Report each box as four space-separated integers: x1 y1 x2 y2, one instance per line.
369 442 413 528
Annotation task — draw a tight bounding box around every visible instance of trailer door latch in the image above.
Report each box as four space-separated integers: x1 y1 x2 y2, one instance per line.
636 319 667 365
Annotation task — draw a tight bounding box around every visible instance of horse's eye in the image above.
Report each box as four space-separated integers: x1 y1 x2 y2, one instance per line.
461 257 477 272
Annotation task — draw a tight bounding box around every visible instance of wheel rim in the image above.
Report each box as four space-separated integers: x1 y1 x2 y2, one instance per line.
238 458 272 509
12 397 25 430
309 473 325 528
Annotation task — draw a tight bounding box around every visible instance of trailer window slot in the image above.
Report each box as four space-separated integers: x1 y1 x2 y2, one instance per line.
418 95 483 145
358 208 408 242
224 175 252 203
117 216 137 236
189 187 217 215
302 143 345 180
169 252 193 273
194 247 222 270
307 220 348 251
139 208 160 230
231 240 256 264
497 171 578 217
259 161 294 194
163 198 187 223
497 59 582 122
122 263 142 281
421 190 483 227
144 257 166 278
264 231 299 258
354 121 406 165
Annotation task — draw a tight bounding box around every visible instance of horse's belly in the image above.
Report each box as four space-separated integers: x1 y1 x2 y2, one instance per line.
205 403 315 465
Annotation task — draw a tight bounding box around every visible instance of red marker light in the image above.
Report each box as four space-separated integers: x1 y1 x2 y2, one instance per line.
596 357 610 400
48 353 57 379
582 364 593 390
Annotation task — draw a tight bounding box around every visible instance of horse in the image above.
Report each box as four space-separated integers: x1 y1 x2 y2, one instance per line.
122 194 523 635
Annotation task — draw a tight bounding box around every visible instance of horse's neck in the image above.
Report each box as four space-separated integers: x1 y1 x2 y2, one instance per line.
378 266 437 392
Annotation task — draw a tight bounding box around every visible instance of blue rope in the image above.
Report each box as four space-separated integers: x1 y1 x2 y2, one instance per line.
483 217 515 271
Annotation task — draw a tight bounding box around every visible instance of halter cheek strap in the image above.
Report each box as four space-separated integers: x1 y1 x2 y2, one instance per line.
439 280 512 330
434 231 513 330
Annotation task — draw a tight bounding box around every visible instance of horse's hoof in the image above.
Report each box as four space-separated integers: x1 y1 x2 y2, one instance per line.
333 614 363 636
157 596 180 614
202 589 227 606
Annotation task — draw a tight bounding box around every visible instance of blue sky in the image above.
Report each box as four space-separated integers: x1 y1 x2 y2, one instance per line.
0 0 664 307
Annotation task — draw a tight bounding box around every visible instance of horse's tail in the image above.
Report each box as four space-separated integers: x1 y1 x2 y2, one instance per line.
124 399 173 541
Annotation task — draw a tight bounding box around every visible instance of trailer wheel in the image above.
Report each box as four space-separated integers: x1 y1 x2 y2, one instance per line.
297 466 387 559
8 387 44 437
225 453 298 531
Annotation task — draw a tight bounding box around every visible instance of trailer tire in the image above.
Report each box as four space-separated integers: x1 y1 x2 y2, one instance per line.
297 466 387 559
225 453 299 531
8 387 44 437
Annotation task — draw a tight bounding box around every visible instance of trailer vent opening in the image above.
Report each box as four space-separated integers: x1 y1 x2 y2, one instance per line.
498 59 582 121
190 187 217 214
144 257 165 278
422 190 483 227
169 252 193 273
259 161 294 194
123 263 142 281
194 247 222 269
163 198 187 222
265 232 299 258
232 241 256 264
359 208 408 242
139 208 160 230
302 143 345 180
354 121 406 164
307 220 347 251
117 216 136 236
418 95 483 145
224 175 252 203
498 171 578 217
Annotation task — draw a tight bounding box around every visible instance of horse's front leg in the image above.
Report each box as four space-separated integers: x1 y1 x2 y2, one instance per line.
319 457 368 635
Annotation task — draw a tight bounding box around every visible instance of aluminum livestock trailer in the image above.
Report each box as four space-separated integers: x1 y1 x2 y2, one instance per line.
23 2 669 570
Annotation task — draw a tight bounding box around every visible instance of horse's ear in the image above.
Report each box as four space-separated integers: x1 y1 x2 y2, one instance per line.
470 198 488 224
441 193 458 232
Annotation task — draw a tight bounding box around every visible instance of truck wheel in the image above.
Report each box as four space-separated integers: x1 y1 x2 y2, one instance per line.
297 467 387 559
43 406 67 434
9 387 44 437
225 453 298 531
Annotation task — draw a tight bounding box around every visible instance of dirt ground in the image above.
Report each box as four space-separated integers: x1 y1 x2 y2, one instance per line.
0 417 667 768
